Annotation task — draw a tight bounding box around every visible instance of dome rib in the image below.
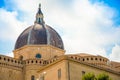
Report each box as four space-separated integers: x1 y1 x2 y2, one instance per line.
15 24 64 50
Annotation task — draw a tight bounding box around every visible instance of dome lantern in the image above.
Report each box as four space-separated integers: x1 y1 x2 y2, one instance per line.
34 3 44 25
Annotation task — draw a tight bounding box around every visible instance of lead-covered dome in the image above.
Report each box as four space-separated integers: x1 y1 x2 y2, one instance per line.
15 4 64 50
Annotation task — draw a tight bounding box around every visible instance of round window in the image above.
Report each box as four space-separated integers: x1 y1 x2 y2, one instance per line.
35 54 41 58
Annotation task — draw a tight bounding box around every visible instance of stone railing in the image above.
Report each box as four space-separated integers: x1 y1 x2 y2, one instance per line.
67 55 108 65
24 55 66 66
0 55 23 69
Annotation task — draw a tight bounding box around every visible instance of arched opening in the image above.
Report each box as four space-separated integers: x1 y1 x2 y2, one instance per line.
19 55 23 60
15 60 17 63
91 58 93 60
31 60 33 63
31 75 35 80
8 59 10 61
83 58 85 61
4 58 6 60
100 58 102 61
87 58 89 60
95 58 97 60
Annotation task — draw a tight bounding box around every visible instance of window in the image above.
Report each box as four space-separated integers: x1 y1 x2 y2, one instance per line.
58 69 61 79
19 56 23 60
38 18 40 23
82 71 85 75
35 53 41 58
31 75 35 80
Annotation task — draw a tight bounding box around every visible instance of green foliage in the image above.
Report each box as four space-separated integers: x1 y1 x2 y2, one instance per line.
82 73 95 80
96 73 112 80
82 72 112 80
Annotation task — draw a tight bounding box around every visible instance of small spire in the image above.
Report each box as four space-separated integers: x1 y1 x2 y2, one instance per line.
39 3 41 8
35 3 44 25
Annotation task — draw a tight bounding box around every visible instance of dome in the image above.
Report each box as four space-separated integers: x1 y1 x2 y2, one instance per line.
14 4 64 50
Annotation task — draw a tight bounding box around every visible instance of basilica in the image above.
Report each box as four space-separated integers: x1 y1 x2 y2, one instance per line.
0 4 120 80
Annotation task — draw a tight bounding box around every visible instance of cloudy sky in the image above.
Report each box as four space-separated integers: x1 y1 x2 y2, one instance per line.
0 0 120 62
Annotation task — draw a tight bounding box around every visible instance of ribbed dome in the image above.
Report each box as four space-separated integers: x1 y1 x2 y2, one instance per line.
14 4 64 50
15 24 64 50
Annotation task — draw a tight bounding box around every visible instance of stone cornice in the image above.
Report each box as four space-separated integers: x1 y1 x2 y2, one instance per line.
13 45 65 53
37 55 120 75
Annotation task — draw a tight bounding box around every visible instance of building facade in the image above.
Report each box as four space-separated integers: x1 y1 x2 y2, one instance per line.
0 4 120 80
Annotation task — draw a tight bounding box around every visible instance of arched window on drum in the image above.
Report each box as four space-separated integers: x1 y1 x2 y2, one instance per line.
31 75 35 80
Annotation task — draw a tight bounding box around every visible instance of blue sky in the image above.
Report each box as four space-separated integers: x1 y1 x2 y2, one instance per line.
0 0 5 7
0 0 120 62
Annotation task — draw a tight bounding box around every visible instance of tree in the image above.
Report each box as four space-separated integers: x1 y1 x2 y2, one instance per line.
82 72 112 80
96 73 112 80
82 72 95 80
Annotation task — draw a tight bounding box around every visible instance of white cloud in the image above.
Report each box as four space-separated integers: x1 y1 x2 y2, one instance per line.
6 52 13 57
0 0 120 62
0 8 27 41
109 44 120 62
45 0 120 52
0 52 13 57
42 0 120 61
